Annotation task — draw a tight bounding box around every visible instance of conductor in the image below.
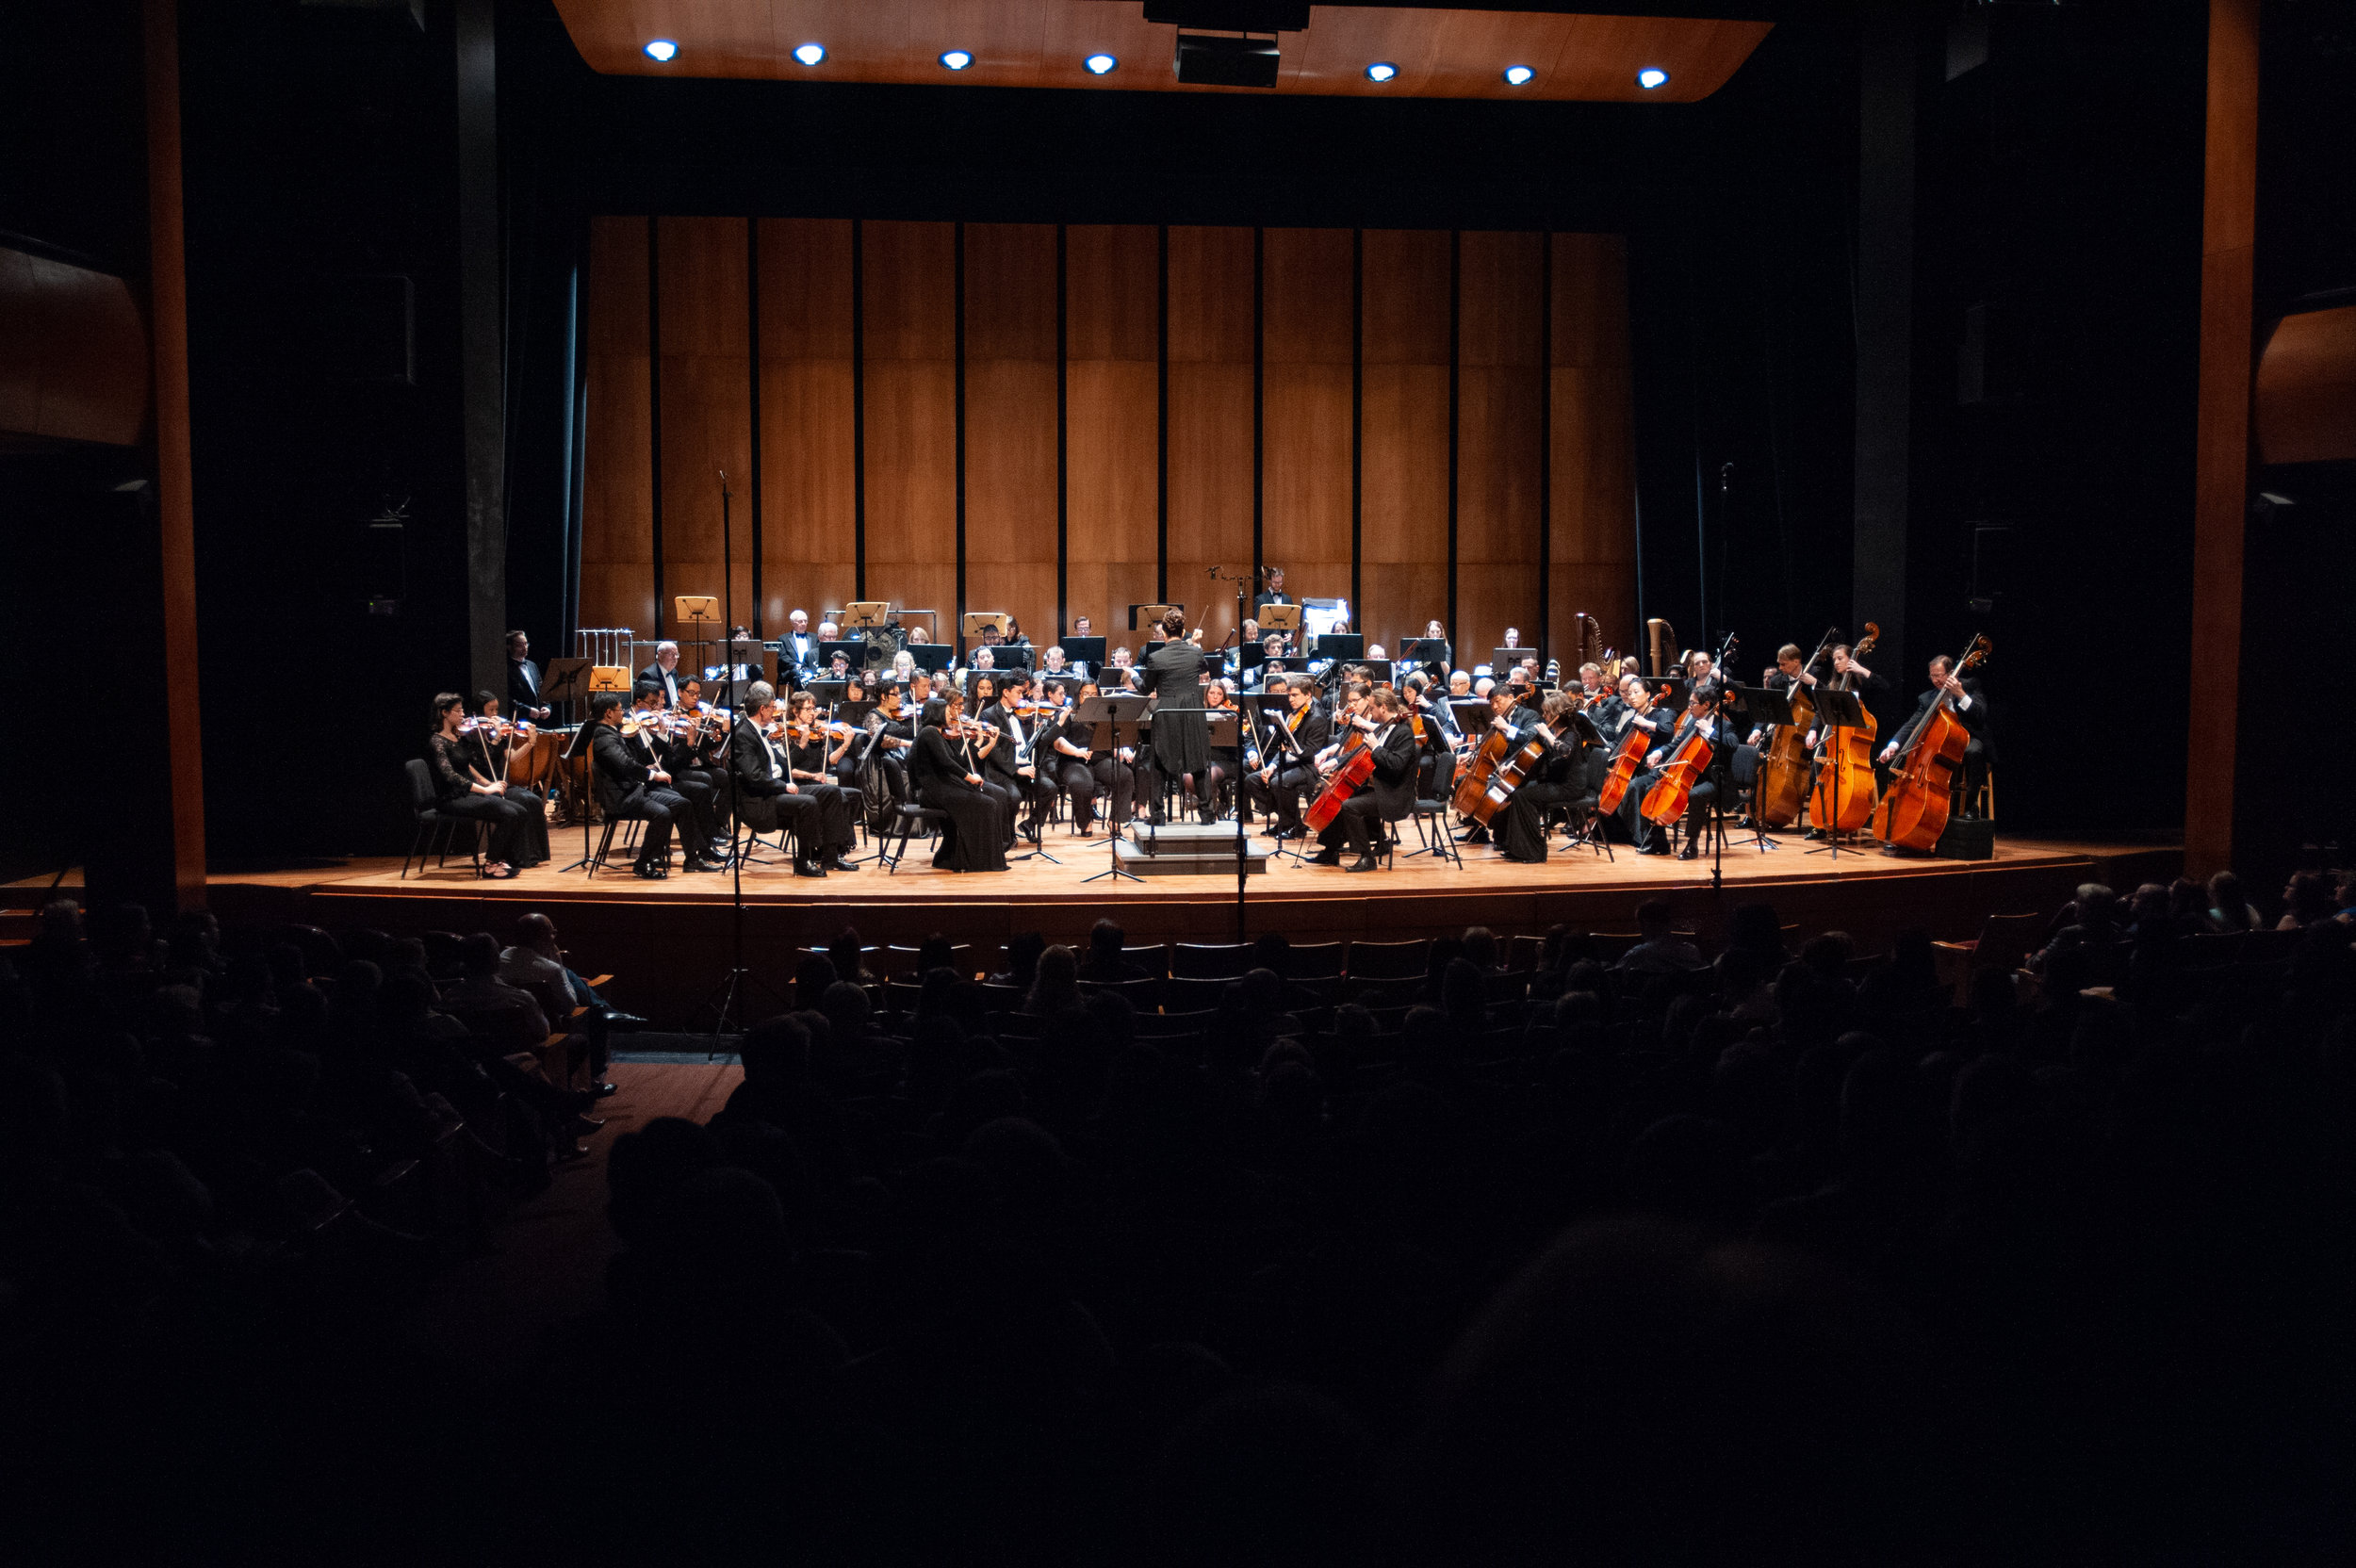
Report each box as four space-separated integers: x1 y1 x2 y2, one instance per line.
1137 609 1213 824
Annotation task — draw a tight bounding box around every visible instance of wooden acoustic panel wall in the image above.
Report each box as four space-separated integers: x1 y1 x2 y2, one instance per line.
756 218 858 632
1064 224 1162 654
578 219 1637 676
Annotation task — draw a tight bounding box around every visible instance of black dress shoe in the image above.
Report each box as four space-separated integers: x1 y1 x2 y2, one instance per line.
1346 853 1382 873
1274 825 1304 841
554 1141 593 1163
588 1080 618 1098
1640 842 1674 857
597 1010 647 1032
824 855 860 873
1677 844 1699 860
632 862 667 879
1457 827 1490 845
684 858 726 874
1309 848 1344 867
794 860 826 878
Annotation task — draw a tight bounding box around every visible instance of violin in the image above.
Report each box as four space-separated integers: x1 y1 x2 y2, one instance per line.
459 715 533 741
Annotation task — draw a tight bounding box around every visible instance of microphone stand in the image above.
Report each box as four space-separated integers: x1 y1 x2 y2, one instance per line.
1208 564 1255 943
699 469 778 1057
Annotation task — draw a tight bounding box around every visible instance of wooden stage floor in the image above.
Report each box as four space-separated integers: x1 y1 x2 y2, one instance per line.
197 825 2181 1024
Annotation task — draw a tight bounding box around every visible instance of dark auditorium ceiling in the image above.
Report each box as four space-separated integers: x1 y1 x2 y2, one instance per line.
548 1 1776 103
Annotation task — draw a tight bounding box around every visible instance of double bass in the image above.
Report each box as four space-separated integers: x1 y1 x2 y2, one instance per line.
1808 622 1881 835
1755 628 1839 829
1873 635 1990 852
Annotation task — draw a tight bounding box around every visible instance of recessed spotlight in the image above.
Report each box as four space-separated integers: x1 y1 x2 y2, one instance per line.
1366 61 1398 83
1502 64 1533 87
941 49 972 71
793 41 826 67
1637 67 1669 90
643 39 677 63
1084 53 1118 75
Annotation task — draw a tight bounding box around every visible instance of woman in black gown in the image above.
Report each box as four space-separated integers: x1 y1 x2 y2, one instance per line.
1494 691 1598 863
1137 610 1212 823
910 694 1009 873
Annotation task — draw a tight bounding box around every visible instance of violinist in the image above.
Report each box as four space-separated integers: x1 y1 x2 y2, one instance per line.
428 694 537 877
1493 690 1596 864
966 674 1020 846
464 692 551 867
779 691 861 872
869 680 918 807
1621 679 1725 858
589 692 721 878
908 691 1009 873
726 685 832 878
1308 686 1417 873
1576 662 1615 712
1203 678 1245 820
1055 678 1135 835
637 682 728 853
1457 682 1542 846
1878 654 1991 815
983 672 1057 846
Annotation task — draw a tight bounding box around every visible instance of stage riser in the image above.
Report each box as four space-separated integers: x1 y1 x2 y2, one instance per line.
206 846 2179 1028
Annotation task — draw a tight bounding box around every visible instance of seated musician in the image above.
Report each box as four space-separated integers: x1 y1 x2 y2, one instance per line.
663 678 732 845
1877 654 1992 821
1308 686 1418 873
428 694 538 877
1448 669 1474 699
1052 678 1135 835
1202 678 1246 819
1040 645 1073 680
910 692 1011 873
465 691 550 867
1245 675 1329 839
1576 662 1614 709
982 671 1056 846
964 674 1020 846
1493 689 1597 864
779 690 861 872
1620 679 1726 859
1458 680 1544 846
726 685 831 879
1401 672 1459 802
588 692 719 878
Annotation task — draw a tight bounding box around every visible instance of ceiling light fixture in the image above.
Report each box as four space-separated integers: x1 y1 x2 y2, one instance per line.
793 41 826 66
941 50 973 71
1366 61 1398 83
1637 67 1669 90
643 39 677 63
1502 64 1533 87
1084 53 1119 74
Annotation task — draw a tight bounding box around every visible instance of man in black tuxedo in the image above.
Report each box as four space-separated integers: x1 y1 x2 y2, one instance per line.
1251 565 1295 621
587 694 719 878
1879 654 1993 815
727 682 829 878
1619 681 1726 859
1245 675 1330 839
638 641 686 706
507 630 551 723
1308 687 1418 872
778 610 820 684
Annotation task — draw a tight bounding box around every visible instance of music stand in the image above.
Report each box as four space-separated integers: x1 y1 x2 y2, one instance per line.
1257 602 1302 632
1806 688 1869 859
541 655 592 720
1060 636 1105 670
1399 638 1449 670
676 595 722 678
1076 694 1149 883
1314 632 1365 663
1129 603 1180 630
1724 686 1791 852
842 601 892 629
558 715 605 874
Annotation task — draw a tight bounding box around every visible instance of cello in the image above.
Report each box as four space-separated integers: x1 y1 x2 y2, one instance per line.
1755 628 1839 829
1639 700 1716 828
1305 720 1377 833
1595 684 1671 815
1808 622 1881 835
1873 635 1990 852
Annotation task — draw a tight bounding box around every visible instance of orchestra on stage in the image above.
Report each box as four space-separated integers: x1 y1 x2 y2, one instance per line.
451 573 1994 879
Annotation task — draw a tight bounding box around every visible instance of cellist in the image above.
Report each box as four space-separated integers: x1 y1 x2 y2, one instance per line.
1307 686 1417 873
1493 690 1598 864
1619 679 1726 858
1457 681 1544 846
